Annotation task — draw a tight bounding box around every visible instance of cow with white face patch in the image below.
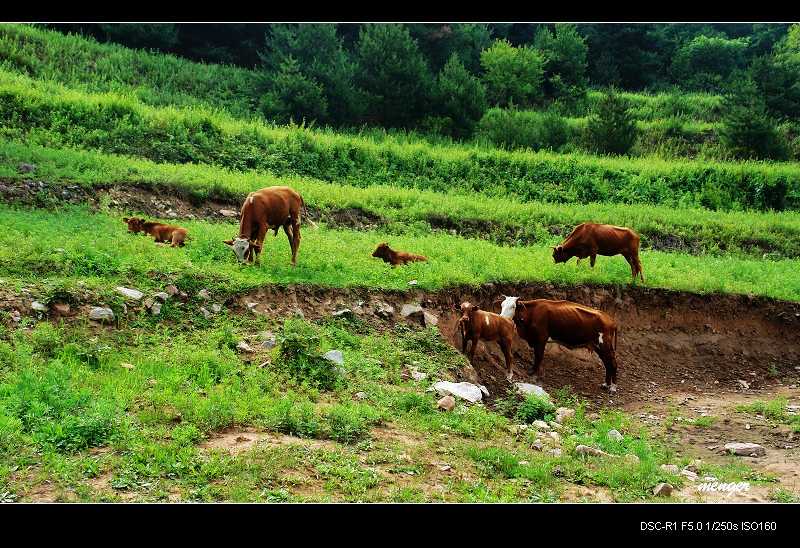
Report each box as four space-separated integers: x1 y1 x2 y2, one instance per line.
457 302 517 381
499 296 619 392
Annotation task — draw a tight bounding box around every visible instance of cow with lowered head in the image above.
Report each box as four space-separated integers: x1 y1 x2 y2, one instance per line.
223 186 314 266
499 295 620 392
553 222 644 283
457 302 517 381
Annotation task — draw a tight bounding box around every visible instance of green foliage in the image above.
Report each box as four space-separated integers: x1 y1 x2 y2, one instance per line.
276 319 339 390
476 108 572 151
671 35 750 92
586 89 637 155
719 79 788 164
495 392 555 424
355 24 434 128
480 39 545 108
434 54 487 138
324 403 382 444
534 24 588 104
749 54 800 121
260 56 328 124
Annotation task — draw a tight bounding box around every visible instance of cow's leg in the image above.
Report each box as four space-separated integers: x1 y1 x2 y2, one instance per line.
461 329 470 354
528 338 547 381
598 342 618 393
469 337 479 364
590 253 597 268
636 253 645 283
499 337 514 382
289 218 301 266
575 257 581 266
623 254 638 282
282 224 293 261
254 224 268 265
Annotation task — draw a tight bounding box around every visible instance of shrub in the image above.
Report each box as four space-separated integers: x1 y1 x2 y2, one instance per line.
671 35 749 92
324 403 381 443
534 24 588 104
480 39 545 108
476 108 571 151
276 319 339 390
259 56 328 124
434 54 487 138
719 79 788 163
515 394 556 423
586 88 637 155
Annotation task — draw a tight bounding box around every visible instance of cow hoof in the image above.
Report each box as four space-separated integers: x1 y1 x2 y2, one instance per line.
600 383 608 390
609 384 617 393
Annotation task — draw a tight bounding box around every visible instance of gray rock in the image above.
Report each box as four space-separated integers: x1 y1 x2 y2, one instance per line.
165 284 180 296
10 310 21 322
150 302 162 315
607 429 624 442
354 392 368 401
514 383 550 399
374 302 395 319
653 483 674 497
556 407 576 424
437 395 456 412
547 431 561 444
198 289 211 300
154 292 170 302
660 464 680 474
548 448 562 457
323 350 344 366
236 341 254 353
531 439 544 451
260 332 276 349
115 287 143 301
575 444 611 457
31 301 48 312
400 304 424 318
423 311 439 327
680 469 698 481
411 370 428 381
724 442 766 457
89 307 115 322
532 420 551 431
332 308 353 317
219 209 239 218
210 304 222 314
433 381 484 403
200 307 212 319
407 279 418 286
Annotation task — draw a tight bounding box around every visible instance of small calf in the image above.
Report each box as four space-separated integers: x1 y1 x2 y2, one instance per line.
372 242 427 266
457 302 517 381
123 217 188 247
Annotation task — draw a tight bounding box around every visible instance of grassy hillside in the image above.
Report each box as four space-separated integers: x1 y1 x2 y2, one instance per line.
1 70 798 212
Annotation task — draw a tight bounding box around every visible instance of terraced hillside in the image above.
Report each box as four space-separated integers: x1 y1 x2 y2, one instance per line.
1 25 799 504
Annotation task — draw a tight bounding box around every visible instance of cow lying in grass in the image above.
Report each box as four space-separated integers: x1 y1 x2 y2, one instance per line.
223 186 313 266
458 302 517 381
553 222 644 283
372 243 427 266
500 295 619 392
123 217 188 247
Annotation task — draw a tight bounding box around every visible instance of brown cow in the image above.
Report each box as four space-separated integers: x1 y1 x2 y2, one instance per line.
553 223 644 283
372 243 427 266
223 186 313 266
499 296 619 392
123 217 188 247
457 302 517 381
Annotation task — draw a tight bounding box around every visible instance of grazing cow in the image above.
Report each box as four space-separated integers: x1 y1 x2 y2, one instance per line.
372 243 427 266
457 302 517 381
223 186 312 266
552 223 644 282
499 296 619 392
123 217 188 247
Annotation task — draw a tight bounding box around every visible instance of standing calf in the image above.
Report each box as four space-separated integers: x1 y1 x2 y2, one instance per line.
457 302 517 381
123 217 188 247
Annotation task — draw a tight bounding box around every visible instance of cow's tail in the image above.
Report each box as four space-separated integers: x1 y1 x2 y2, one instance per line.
612 325 618 354
300 197 319 230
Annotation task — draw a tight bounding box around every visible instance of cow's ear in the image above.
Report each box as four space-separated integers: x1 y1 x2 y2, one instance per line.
222 239 234 246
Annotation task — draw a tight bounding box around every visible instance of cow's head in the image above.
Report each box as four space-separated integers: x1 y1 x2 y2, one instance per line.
223 237 251 263
123 217 145 234
499 295 520 319
459 301 477 322
552 244 569 263
372 242 391 260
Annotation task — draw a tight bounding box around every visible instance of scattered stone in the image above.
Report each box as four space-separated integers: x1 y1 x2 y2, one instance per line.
89 307 115 322
724 442 766 457
323 350 344 366
10 310 21 322
143 297 155 310
374 302 395 319
607 429 624 442
423 311 439 327
200 307 212 319
165 284 179 296
354 392 367 401
236 341 254 353
433 381 484 403
660 464 680 474
210 304 222 314
332 308 353 317
532 420 550 431
680 469 698 481
547 431 561 444
115 287 143 301
575 444 611 457
531 439 544 451
684 459 703 473
653 483 674 497
745 423 751 430
18 163 36 173
198 289 211 300
410 370 428 381
408 280 418 286
514 383 550 399
219 209 239 218
548 448 562 457
31 301 48 312
150 302 162 315
437 395 456 412
737 379 750 390
587 412 600 421
154 292 169 302
120 362 135 370
555 407 575 423
400 303 424 318
438 464 451 472
260 332 276 349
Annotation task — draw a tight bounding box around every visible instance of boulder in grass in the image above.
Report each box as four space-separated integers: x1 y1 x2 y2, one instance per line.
115 287 143 301
724 442 766 457
437 395 456 412
89 307 115 322
515 383 550 399
433 381 484 403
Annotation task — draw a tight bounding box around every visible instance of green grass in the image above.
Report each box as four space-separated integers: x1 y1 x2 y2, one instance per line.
1 205 799 301
4 141 800 260
2 69 798 212
736 397 800 432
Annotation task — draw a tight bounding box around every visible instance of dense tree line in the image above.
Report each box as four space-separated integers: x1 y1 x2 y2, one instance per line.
43 23 800 159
